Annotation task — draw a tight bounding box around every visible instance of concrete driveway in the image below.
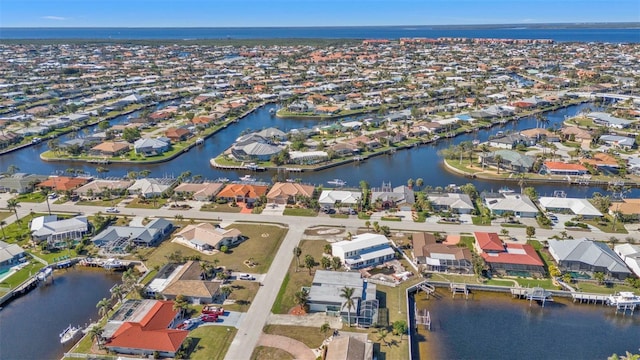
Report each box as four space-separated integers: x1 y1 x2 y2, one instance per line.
261 203 285 216
200 310 245 328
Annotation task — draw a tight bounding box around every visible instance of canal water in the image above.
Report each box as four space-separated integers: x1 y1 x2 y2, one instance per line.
413 290 640 360
1 101 636 198
0 269 120 360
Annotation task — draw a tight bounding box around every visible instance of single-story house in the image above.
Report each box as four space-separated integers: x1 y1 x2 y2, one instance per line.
411 232 472 273
332 233 395 270
547 238 631 280
371 183 414 211
0 240 25 269
614 244 640 278
173 182 224 201
216 184 268 204
103 299 189 358
481 192 539 218
0 173 49 193
159 261 222 304
609 199 640 222
427 193 475 214
89 141 131 157
325 335 373 360
488 133 533 149
30 215 89 248
174 223 243 251
266 182 315 204
474 232 545 276
74 179 133 198
587 112 635 129
599 135 636 150
479 150 535 173
92 218 173 251
307 270 378 327
38 176 91 192
133 137 171 156
538 196 603 219
541 161 588 176
164 127 192 142
128 178 175 198
318 190 361 209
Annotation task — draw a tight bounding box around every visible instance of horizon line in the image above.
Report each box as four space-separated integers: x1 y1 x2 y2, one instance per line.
2 22 640 29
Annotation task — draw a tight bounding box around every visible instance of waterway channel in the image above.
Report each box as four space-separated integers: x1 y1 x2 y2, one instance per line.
412 289 640 360
0 269 120 360
1 101 636 198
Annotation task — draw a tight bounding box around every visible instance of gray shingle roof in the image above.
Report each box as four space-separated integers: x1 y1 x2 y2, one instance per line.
548 238 630 274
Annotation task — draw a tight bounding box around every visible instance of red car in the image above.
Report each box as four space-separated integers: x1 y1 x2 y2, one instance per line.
200 314 218 322
202 306 224 316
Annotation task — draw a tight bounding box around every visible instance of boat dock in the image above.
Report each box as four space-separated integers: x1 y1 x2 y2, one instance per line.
511 287 553 307
571 293 608 305
450 283 469 299
414 303 431 331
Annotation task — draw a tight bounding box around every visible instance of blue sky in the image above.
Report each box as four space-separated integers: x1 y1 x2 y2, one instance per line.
1 0 638 27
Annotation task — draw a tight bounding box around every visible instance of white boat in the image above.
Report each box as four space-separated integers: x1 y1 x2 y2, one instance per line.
195 137 204 145
214 177 229 183
472 139 480 146
607 292 640 306
37 267 52 281
240 175 256 182
498 186 515 194
269 108 276 115
496 131 504 137
60 325 82 344
327 179 346 187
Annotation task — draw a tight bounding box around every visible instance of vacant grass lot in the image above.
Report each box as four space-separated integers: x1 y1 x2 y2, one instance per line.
263 325 325 349
15 192 46 203
283 208 318 217
76 197 125 207
142 223 287 274
201 203 242 213
187 326 237 360
225 281 260 312
250 346 294 360
125 197 167 209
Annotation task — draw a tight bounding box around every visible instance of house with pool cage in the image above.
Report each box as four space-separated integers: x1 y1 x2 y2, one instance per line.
91 218 173 254
307 270 379 327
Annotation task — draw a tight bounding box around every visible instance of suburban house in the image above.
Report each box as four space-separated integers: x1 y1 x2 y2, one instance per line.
411 232 472 273
587 112 635 129
173 182 224 201
216 184 268 204
488 133 532 149
427 193 475 214
599 135 636 150
560 126 592 143
128 178 175 198
474 232 545 276
0 240 25 269
547 238 631 280
174 223 243 252
103 299 189 358
331 233 395 270
481 192 539 218
266 182 315 204
325 335 373 360
0 173 49 193
520 128 560 143
37 176 90 192
318 190 361 209
156 261 222 304
74 179 134 199
614 244 640 278
230 133 284 161
370 183 415 211
30 215 89 248
133 137 171 156
307 270 378 327
609 199 640 222
541 161 589 176
164 127 191 142
538 196 603 219
478 150 535 173
89 141 131 157
92 218 173 251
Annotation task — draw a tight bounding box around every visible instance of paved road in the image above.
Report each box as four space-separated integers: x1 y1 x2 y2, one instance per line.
5 199 638 359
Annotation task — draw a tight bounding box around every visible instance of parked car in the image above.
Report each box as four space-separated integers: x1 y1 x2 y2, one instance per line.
239 273 255 280
48 193 58 199
200 314 218 322
105 207 119 213
202 306 224 316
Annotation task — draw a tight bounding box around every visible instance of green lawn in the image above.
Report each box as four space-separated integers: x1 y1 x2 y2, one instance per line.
0 261 45 289
125 197 167 209
500 223 527 228
283 208 318 217
142 223 287 274
582 219 628 234
0 212 11 221
251 346 294 360
15 192 46 203
200 203 242 213
263 325 325 349
76 197 125 207
187 326 237 360
225 281 260 312
29 247 78 264
573 281 637 295
472 216 492 226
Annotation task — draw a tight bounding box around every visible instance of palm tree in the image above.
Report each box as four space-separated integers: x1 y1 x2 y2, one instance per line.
40 189 52 215
200 261 210 280
139 169 151 179
377 329 391 347
294 289 309 309
494 154 503 174
220 285 233 300
340 287 356 327
293 246 302 272
6 199 20 222
173 294 190 319
96 167 108 178
320 322 331 340
96 297 111 318
88 325 105 349
304 254 315 275
110 284 125 303
415 178 424 191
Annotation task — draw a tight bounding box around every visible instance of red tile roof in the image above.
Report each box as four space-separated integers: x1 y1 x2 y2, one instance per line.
543 161 587 171
481 243 544 266
38 176 90 191
474 232 504 252
106 300 188 354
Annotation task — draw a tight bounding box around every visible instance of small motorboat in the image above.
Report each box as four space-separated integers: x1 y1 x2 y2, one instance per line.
60 325 82 345
239 175 257 182
327 179 346 187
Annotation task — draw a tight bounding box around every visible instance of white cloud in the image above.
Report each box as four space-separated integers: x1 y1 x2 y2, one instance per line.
41 16 67 21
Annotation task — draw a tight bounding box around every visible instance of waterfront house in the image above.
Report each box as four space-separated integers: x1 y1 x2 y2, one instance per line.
307 270 378 327
174 223 243 252
90 141 131 157
0 132 22 149
614 244 640 278
580 152 621 171
0 240 25 269
133 137 171 156
560 126 592 143
598 135 636 150
325 335 374 360
0 173 48 193
128 178 175 198
427 193 475 214
216 184 268 204
538 196 603 219
331 233 395 270
256 127 287 141
37 176 90 192
411 232 472 273
266 182 315 204
481 192 539 218
103 299 188 358
587 112 635 129
173 182 224 201
230 133 284 161
319 190 361 209
74 179 134 199
488 133 532 149
158 261 223 304
92 218 173 251
30 215 89 249
520 128 559 143
541 161 589 176
609 199 640 223
478 150 535 173
370 182 414 211
474 232 545 276
164 127 191 142
547 238 631 280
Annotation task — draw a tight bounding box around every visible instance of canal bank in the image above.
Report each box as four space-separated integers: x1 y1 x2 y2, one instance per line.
0 269 120 360
409 287 640 360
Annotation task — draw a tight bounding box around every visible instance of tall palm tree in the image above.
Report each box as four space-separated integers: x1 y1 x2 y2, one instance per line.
0 220 6 240
415 178 424 191
294 290 309 309
377 329 391 347
6 199 20 222
173 294 190 318
96 297 111 318
320 322 331 340
494 154 503 174
110 284 125 303
7 164 19 175
88 325 105 349
293 246 302 272
340 287 356 327
40 189 52 215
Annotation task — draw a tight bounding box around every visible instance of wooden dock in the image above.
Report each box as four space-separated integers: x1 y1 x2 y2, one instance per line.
450 283 469 299
511 287 553 307
415 303 431 331
571 293 608 305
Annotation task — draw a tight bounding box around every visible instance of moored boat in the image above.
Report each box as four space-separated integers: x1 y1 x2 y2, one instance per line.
59 325 82 345
327 179 346 187
607 292 640 306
